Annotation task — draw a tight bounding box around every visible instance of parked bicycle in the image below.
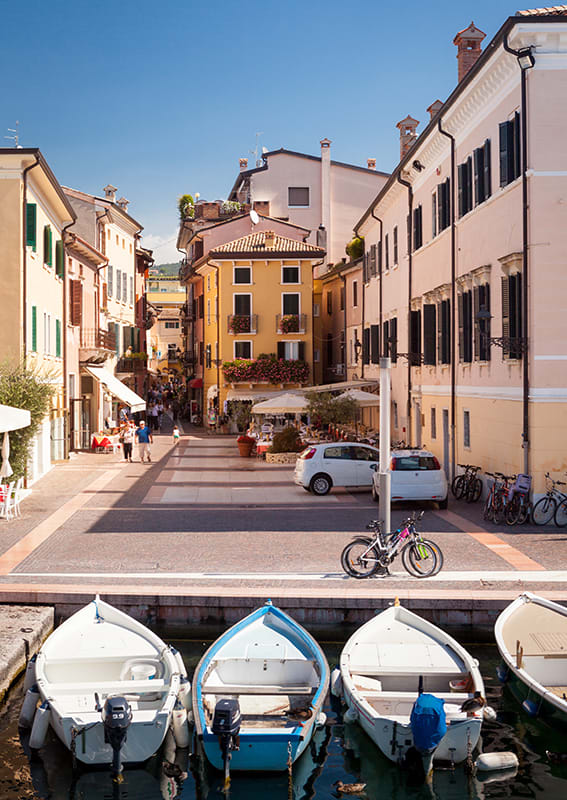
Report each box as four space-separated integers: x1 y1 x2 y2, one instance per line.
341 511 444 579
483 472 515 523
504 473 532 526
451 464 482 503
532 473 567 526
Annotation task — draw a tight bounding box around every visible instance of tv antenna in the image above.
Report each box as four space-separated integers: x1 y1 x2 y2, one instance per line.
249 132 265 167
5 121 22 148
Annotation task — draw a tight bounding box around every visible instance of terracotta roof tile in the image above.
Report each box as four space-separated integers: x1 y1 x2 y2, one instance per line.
210 230 325 256
517 5 567 14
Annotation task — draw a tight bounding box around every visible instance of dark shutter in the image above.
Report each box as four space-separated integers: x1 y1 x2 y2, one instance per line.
385 234 389 268
431 192 437 237
483 139 492 200
26 204 37 250
466 157 473 213
102 283 108 309
473 149 482 206
501 275 510 357
410 309 421 365
458 292 464 362
390 317 398 363
108 265 113 296
437 301 443 363
444 178 451 228
362 328 370 364
31 306 37 351
116 269 121 301
370 324 380 363
55 240 64 278
71 280 82 326
457 164 464 218
377 241 382 274
510 273 523 359
298 341 305 361
513 112 521 181
423 304 436 365
464 290 472 362
393 226 398 264
277 342 285 360
437 185 443 232
499 121 509 187
473 286 480 360
56 319 61 358
383 320 389 358
481 283 491 361
370 244 376 276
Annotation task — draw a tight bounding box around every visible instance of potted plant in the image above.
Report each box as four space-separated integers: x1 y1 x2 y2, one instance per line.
280 314 299 333
237 434 255 458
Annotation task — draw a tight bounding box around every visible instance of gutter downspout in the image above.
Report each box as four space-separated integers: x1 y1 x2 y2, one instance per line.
503 33 531 477
61 219 75 460
361 257 365 380
22 155 41 359
437 119 457 482
396 173 413 446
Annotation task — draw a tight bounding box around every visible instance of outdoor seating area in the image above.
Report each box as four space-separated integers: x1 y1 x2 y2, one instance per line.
0 478 24 520
90 433 121 453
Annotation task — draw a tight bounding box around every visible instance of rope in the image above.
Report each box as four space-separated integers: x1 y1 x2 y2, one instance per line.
287 740 293 800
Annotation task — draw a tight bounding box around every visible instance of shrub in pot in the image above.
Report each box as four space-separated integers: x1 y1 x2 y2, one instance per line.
269 426 303 454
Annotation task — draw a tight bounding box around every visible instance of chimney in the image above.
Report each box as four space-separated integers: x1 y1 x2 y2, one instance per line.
426 100 444 120
264 230 275 248
320 138 332 260
117 196 129 212
253 200 270 216
367 158 376 170
103 184 117 202
453 22 486 83
239 158 248 171
396 116 419 159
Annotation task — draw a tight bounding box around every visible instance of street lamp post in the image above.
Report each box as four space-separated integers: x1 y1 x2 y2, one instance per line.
378 357 392 536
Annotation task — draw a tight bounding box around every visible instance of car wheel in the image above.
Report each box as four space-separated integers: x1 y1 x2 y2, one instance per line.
310 474 332 496
438 495 448 510
371 483 379 503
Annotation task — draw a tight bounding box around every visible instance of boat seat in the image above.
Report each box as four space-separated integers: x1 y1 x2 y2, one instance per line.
202 683 315 695
350 666 467 677
356 690 471 702
44 678 167 695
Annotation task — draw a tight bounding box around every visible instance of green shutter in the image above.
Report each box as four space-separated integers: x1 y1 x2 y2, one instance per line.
26 204 37 250
55 319 61 358
44 225 53 266
55 240 64 278
31 306 37 352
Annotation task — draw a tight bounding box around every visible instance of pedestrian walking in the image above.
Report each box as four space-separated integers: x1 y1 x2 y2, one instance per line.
150 403 159 431
120 421 135 462
172 425 180 445
135 420 153 462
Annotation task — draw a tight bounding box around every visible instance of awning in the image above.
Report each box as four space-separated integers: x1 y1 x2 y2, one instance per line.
0 404 31 434
304 380 379 393
84 365 146 413
189 378 203 389
226 389 272 402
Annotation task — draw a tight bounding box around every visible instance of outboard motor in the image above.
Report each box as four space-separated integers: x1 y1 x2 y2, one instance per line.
102 696 132 779
211 698 241 788
409 693 446 781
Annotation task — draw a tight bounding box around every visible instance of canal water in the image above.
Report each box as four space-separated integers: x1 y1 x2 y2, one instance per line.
1 639 567 799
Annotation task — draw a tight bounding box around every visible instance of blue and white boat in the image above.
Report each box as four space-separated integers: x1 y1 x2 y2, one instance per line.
192 601 329 777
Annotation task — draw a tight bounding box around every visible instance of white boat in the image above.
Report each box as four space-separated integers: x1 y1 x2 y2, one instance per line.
339 604 485 766
192 600 329 777
495 591 567 726
31 595 184 775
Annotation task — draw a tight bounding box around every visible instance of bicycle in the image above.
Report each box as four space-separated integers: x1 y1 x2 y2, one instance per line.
483 472 514 523
451 464 482 503
532 473 567 526
504 473 532 526
340 511 444 579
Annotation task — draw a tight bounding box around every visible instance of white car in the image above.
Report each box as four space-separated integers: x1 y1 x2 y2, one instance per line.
294 442 380 495
371 449 448 508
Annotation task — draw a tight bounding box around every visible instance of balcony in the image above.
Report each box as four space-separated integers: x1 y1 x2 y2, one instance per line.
276 313 306 334
116 354 147 373
79 329 116 363
227 314 258 334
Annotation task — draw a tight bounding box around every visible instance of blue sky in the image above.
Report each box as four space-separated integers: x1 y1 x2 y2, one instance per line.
1 0 519 262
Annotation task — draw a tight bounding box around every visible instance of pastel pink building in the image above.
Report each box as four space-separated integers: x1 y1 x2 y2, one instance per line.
356 10 567 494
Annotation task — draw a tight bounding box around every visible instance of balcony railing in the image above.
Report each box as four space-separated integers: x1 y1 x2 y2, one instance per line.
116 355 147 372
80 329 116 351
276 313 306 334
227 314 258 334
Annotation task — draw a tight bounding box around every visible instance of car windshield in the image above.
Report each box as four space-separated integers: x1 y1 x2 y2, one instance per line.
394 456 438 471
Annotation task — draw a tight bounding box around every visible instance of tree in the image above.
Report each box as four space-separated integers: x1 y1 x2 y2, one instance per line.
305 391 358 428
178 194 194 219
0 362 56 479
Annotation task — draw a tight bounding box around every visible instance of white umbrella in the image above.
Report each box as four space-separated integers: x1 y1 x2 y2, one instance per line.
251 392 308 415
0 432 12 479
0 404 31 433
334 389 379 407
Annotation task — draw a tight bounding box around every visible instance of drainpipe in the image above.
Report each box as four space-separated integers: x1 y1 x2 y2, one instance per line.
503 33 531 477
61 219 75 459
437 119 457 482
396 173 413 446
361 257 365 380
22 155 41 358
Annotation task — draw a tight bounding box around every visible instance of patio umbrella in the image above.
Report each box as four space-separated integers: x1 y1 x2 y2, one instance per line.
334 389 379 407
0 404 31 479
0 432 12 479
251 392 308 415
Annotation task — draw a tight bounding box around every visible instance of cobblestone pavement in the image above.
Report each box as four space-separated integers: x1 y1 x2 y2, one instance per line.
0 419 566 601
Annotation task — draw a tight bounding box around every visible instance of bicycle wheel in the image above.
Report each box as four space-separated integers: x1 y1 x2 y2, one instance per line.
466 478 483 504
451 475 467 499
505 495 522 526
532 496 557 526
401 541 438 578
554 498 567 527
483 492 494 521
419 538 444 576
492 495 505 524
341 541 381 578
518 501 531 525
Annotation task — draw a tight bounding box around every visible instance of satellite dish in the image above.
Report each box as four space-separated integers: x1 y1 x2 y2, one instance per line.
250 209 259 225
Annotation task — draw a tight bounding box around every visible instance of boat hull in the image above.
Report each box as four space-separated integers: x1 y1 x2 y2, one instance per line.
202 728 313 772
499 661 567 729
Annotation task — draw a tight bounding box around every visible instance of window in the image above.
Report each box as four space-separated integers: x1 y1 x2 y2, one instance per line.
116 269 122 301
473 282 491 361
129 276 134 305
393 401 398 428
499 113 521 187
207 299 210 324
393 455 439 471
324 446 352 460
409 309 421 365
43 226 53 266
165 321 180 329
383 317 397 362
385 234 390 268
129 243 132 254
234 267 251 284
339 286 345 312
277 341 305 360
198 294 204 318
31 306 37 351
436 179 451 232
370 324 380 363
370 244 377 277
457 157 473 217
108 265 113 296
458 289 473 363
205 344 211 368
431 407 437 439
412 205 423 250
423 304 437 365
314 349 320 362
474 140 492 205
393 226 398 265
235 294 252 316
116 234 119 245
353 281 358 308
438 298 451 364
122 238 125 249
122 272 127 301
26 204 37 251
352 446 379 461
313 303 320 317
107 229 111 240
502 273 523 359
288 187 309 207
234 341 252 359
340 330 345 366
464 410 471 448
282 266 299 283
326 291 333 315
282 293 299 315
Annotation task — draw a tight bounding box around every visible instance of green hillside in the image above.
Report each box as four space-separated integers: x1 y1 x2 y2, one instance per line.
154 261 181 276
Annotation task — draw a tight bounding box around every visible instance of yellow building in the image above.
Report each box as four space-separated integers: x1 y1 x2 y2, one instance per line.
192 229 324 424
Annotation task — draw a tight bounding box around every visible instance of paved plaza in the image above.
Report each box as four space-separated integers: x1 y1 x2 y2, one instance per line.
0 420 566 604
